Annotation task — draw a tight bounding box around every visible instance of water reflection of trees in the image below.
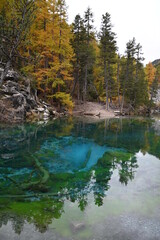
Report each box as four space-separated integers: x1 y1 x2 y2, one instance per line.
0 117 160 162
0 117 160 234
0 149 138 234
0 199 64 234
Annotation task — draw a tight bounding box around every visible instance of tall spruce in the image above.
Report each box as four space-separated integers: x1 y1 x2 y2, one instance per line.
83 7 94 102
71 14 85 101
121 38 148 110
99 12 117 110
71 9 96 102
121 38 136 112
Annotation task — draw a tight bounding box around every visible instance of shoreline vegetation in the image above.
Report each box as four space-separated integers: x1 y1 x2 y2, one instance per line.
0 0 160 123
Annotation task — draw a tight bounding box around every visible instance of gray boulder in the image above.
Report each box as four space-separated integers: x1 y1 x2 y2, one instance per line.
0 69 59 123
153 89 160 104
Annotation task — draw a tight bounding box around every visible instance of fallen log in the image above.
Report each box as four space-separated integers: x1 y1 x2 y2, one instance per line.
21 154 50 191
6 154 50 192
84 112 96 116
0 192 71 199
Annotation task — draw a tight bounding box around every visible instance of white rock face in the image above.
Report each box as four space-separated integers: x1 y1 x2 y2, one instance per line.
154 88 160 104
0 68 20 81
37 107 45 112
0 68 4 73
153 118 160 136
44 112 50 117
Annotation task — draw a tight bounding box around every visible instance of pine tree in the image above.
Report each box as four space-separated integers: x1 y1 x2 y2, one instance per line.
71 14 84 101
121 38 148 110
71 9 96 102
83 7 95 102
99 12 117 110
116 54 121 107
121 38 136 111
133 43 147 107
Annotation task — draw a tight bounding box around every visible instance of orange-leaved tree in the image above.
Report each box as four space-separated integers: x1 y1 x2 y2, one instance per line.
23 0 74 110
145 62 156 88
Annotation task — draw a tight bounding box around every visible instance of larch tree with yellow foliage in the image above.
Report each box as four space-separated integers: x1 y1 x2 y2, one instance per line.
0 0 35 85
24 0 74 110
145 62 156 88
145 62 157 100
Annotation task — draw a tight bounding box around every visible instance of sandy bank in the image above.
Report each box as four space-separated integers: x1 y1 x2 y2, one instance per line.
73 102 115 120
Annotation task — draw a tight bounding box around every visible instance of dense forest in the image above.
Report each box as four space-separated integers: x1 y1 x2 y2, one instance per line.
0 0 160 112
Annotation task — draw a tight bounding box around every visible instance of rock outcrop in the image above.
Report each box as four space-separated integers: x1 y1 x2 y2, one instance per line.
0 70 58 123
153 89 160 104
153 88 160 114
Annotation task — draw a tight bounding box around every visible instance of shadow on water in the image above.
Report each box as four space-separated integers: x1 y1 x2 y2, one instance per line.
0 116 160 236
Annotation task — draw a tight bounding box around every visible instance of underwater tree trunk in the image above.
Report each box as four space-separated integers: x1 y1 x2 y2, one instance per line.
21 154 50 191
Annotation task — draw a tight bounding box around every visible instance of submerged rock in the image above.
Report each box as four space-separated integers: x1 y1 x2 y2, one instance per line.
70 222 86 233
1 153 15 160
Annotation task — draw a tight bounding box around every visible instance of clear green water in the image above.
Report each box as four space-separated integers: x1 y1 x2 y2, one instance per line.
0 117 160 239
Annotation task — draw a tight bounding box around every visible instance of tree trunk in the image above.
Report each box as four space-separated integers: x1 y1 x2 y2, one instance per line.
71 77 77 96
84 63 88 102
121 59 129 113
117 59 120 107
121 91 125 113
104 61 109 110
134 58 139 104
77 76 80 103
71 62 79 101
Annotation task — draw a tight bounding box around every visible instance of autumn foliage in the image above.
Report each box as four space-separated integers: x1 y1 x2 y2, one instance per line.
0 0 159 111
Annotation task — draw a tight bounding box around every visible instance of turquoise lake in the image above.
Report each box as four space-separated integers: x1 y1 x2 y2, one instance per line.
0 116 160 239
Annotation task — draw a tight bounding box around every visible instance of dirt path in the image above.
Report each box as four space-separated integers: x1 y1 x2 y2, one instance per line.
73 101 115 119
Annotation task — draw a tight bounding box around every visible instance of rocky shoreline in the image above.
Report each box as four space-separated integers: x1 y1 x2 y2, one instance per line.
0 70 61 123
0 70 116 124
0 70 159 124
